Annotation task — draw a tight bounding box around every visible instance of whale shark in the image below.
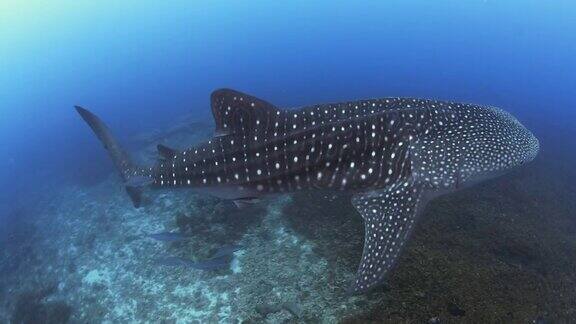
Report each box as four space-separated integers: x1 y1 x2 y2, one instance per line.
76 88 539 294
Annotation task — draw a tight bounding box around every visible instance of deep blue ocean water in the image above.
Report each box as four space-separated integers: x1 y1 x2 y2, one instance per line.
1 1 575 322
1 1 574 202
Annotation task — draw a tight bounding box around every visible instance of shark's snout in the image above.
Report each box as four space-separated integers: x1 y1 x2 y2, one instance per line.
515 123 539 166
494 107 540 168
526 132 540 163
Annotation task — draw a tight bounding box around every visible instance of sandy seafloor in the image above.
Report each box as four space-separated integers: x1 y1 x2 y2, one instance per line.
0 121 574 323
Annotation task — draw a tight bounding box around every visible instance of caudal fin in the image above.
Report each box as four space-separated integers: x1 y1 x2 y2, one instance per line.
75 106 145 207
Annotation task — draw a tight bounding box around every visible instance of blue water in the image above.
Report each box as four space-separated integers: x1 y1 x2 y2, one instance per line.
1 1 574 198
0 1 575 321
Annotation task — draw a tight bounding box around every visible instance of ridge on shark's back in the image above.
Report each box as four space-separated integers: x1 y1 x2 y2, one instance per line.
76 88 540 294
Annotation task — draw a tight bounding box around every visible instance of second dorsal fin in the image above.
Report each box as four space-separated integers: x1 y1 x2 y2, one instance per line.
210 88 281 137
157 144 179 159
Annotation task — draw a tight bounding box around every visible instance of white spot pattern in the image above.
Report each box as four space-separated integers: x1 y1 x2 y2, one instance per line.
351 181 423 293
140 89 539 294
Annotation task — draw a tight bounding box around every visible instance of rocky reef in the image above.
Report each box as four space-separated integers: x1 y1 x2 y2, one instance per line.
10 284 72 324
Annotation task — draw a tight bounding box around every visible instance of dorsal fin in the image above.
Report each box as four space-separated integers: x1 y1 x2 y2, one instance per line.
210 88 281 137
157 144 178 159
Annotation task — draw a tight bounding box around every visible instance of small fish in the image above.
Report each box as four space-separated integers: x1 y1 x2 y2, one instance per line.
210 244 243 259
256 301 303 318
155 256 192 267
155 255 231 271
146 232 190 242
189 255 232 271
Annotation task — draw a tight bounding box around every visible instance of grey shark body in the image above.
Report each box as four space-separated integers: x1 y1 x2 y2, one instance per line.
77 88 539 294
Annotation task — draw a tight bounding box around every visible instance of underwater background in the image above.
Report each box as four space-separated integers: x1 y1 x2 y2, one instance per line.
1 0 575 323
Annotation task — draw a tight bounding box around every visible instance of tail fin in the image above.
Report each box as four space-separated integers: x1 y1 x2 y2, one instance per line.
75 106 144 207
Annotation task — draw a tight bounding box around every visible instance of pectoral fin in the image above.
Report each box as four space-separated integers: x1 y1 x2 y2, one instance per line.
349 181 425 294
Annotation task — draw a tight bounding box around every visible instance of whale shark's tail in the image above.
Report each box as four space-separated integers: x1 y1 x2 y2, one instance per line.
75 106 147 207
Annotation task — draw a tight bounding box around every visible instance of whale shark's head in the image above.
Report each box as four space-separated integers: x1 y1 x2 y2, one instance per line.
456 106 540 186
486 107 539 167
416 104 540 189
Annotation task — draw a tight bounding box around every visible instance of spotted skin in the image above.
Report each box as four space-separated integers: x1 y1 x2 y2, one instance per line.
77 88 539 294
351 181 423 293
